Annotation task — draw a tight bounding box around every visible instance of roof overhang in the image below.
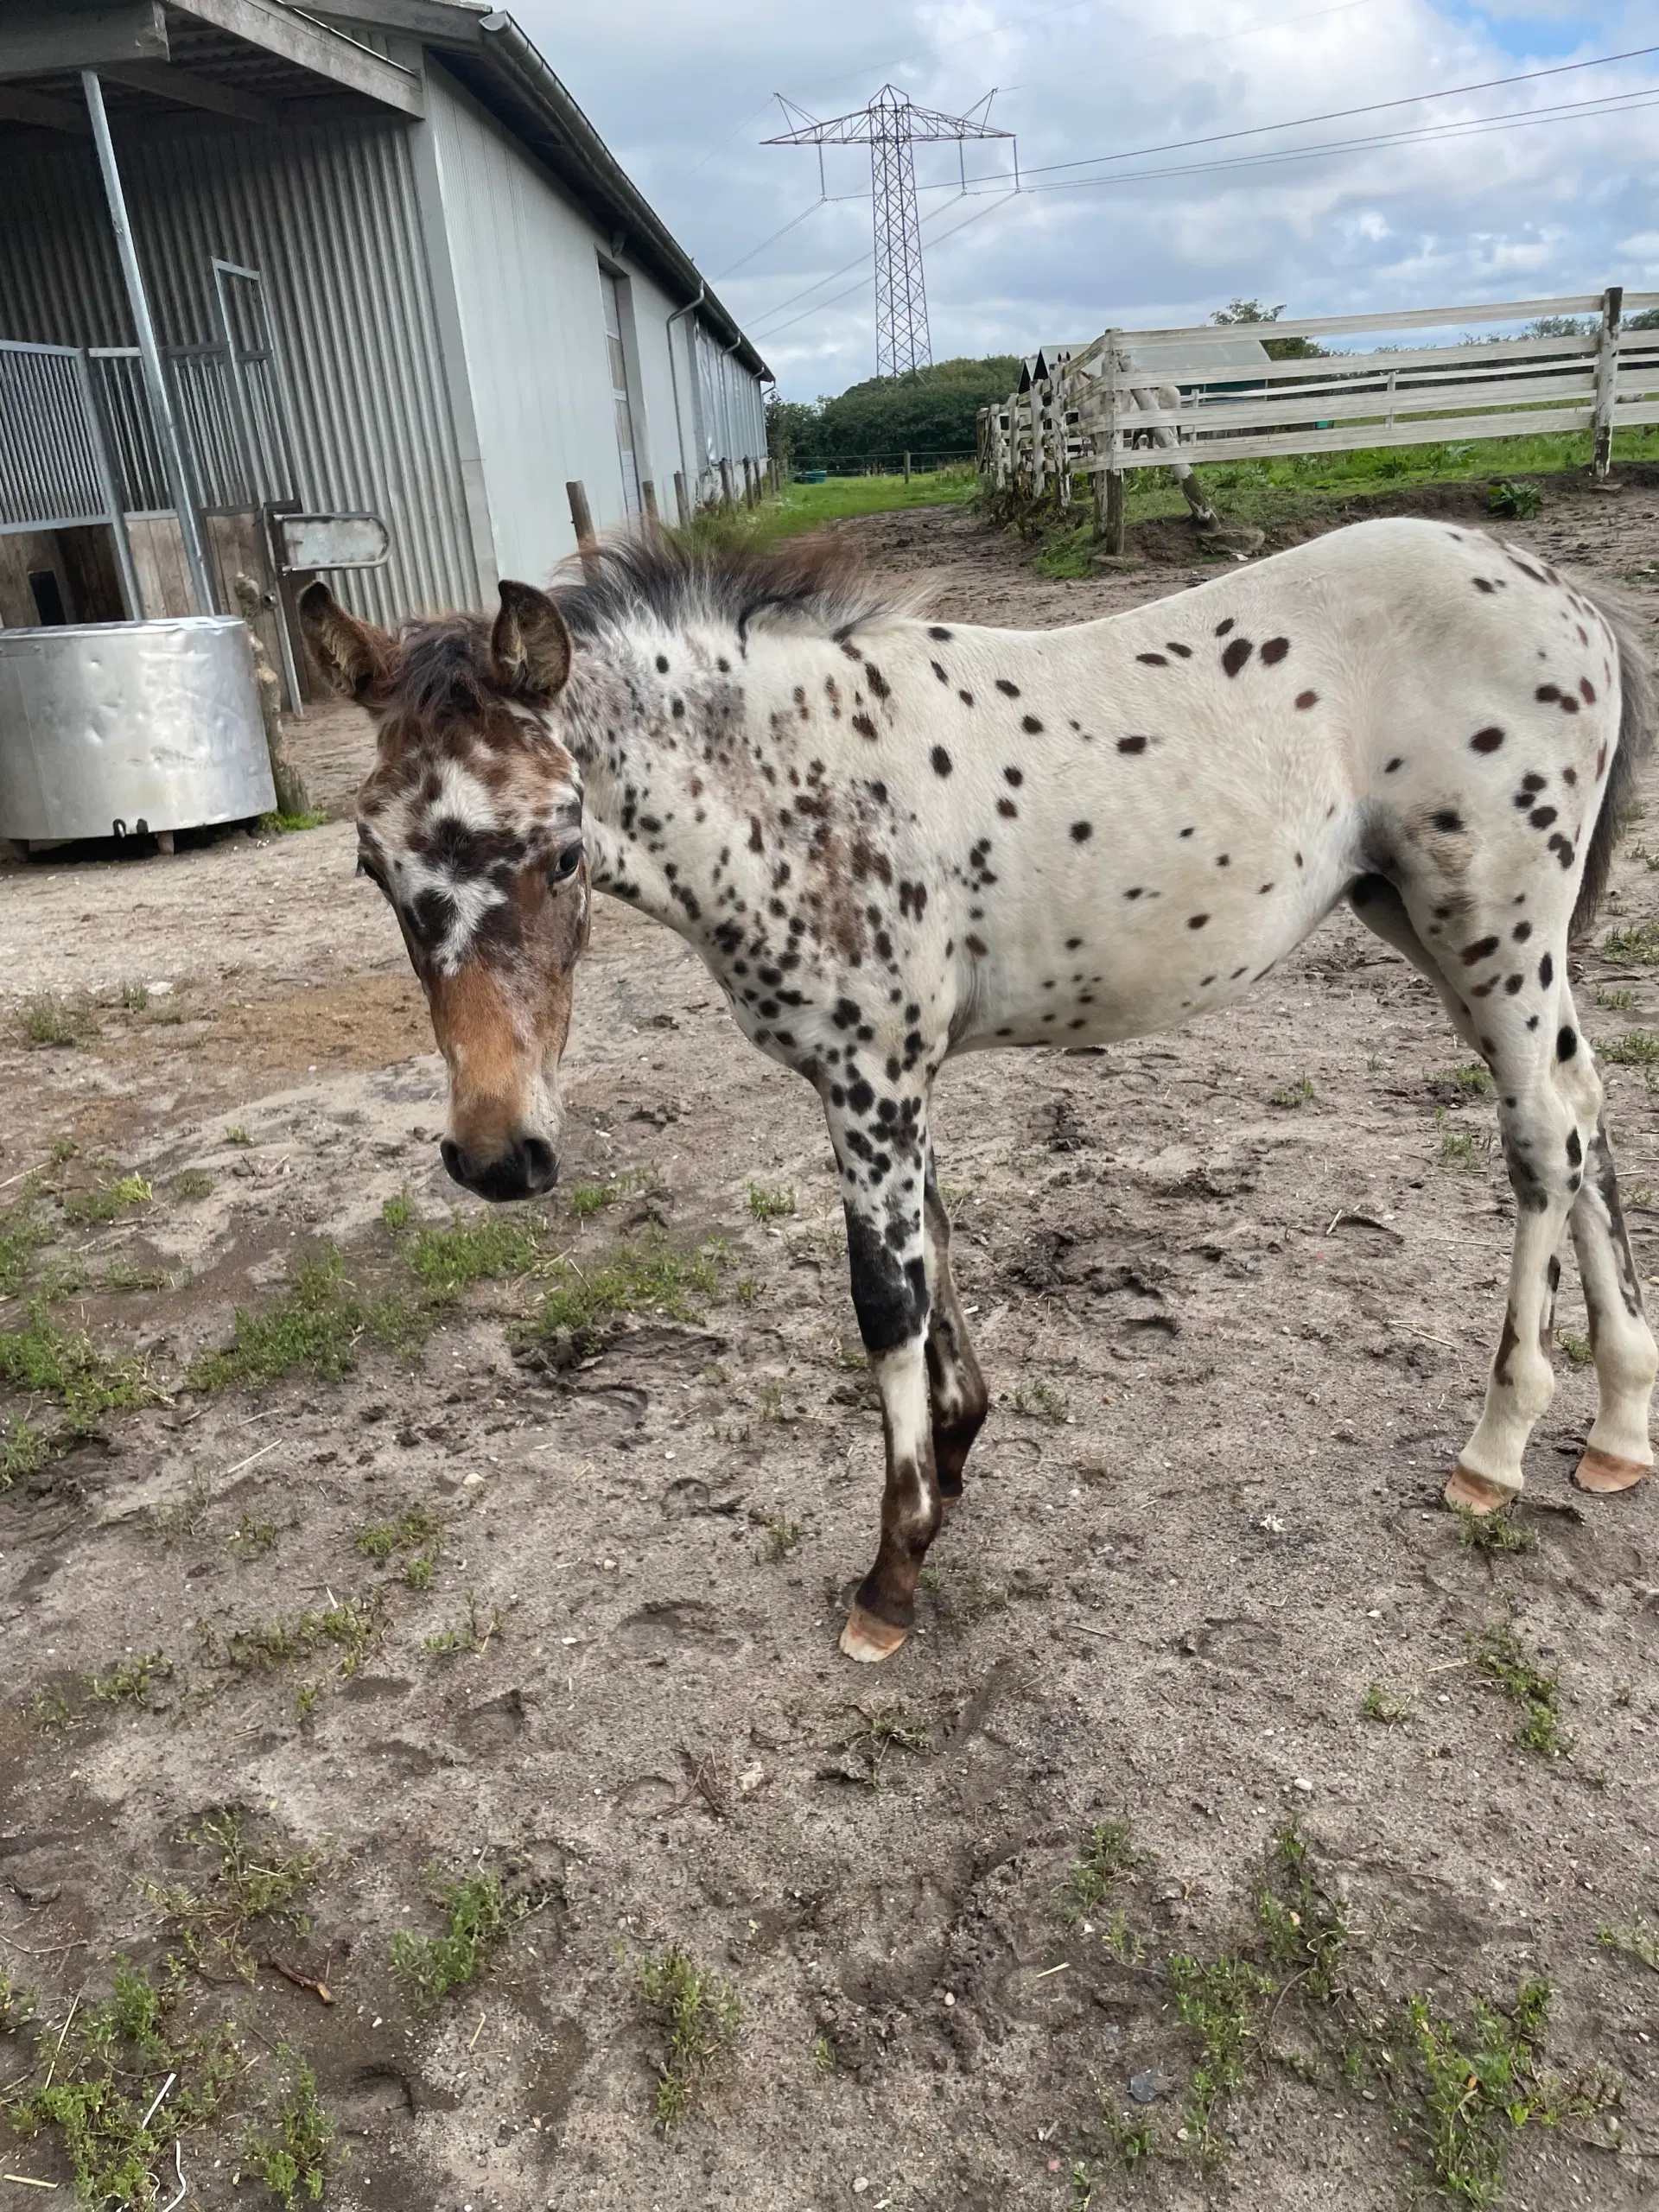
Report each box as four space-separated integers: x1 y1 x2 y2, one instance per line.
305 0 770 378
0 0 423 144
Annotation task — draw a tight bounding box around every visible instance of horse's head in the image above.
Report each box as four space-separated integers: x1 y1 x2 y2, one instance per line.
301 578 587 1202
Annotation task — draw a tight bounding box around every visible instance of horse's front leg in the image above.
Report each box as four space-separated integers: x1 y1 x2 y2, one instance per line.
924 1152 988 1512
829 1109 939 1663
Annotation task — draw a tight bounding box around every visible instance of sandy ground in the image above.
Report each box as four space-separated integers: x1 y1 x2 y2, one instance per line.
3 481 1659 2212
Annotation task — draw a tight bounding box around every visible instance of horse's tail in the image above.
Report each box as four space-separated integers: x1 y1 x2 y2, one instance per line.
1574 588 1656 938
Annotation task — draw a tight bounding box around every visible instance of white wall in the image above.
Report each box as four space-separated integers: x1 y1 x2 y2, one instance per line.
425 60 626 581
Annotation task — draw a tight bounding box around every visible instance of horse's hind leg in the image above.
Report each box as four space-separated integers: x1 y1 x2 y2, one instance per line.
1405 902 1593 1510
1559 995 1658 1492
923 1154 988 1514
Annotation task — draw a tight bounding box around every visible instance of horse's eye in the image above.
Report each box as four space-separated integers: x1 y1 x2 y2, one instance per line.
550 845 582 882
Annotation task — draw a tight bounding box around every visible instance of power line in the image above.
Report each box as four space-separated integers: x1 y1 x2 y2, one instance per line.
990 36 1659 187
753 192 1022 346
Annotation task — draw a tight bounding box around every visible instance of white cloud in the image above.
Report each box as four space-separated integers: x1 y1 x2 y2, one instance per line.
510 0 1659 393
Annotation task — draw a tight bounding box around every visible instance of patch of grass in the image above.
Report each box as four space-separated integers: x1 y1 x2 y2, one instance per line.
1404 1977 1615 2203
0 1305 159 1432
257 810 330 835
242 2044 336 2209
1362 1683 1412 1725
1169 1951 1275 2161
169 1168 216 1202
1270 1076 1316 1109
60 1171 152 1226
521 1234 721 1338
200 1593 385 1681
8 1962 238 2206
1255 1821 1347 2002
87 1649 172 1706
1600 1028 1659 1065
224 1126 253 1147
1100 2105 1157 2168
227 1513 279 1562
833 1700 931 1788
390 1866 555 2006
1470 1620 1570 1757
919 1560 1007 1629
1437 1063 1493 1096
29 1684 77 1732
1598 1914 1659 1972
1011 1376 1070 1421
423 1586 505 1657
1599 919 1659 965
1556 1330 1593 1369
379 1190 415 1233
1 1414 50 1488
755 1509 803 1561
745 1178 797 1221
637 1943 741 2131
1436 1109 1491 1169
188 1244 424 1393
50 1136 77 1164
116 980 149 1011
353 1503 441 1560
1061 1819 1150 1922
754 1377 787 1421
1487 476 1541 519
19 992 96 1047
810 2031 836 2077
1098 1910 1147 1964
0 1187 55 1295
1033 520 1096 580
141 1808 320 1977
1454 1503 1537 1553
398 1208 544 1298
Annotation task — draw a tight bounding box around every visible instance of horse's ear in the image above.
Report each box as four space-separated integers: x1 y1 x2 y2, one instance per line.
298 579 391 702
492 580 571 702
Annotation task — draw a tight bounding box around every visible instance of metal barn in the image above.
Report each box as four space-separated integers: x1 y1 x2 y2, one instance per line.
0 0 770 697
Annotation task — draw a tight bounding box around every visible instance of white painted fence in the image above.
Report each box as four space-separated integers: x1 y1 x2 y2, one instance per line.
978 287 1659 543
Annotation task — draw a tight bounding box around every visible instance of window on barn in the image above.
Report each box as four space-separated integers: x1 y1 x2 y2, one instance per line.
600 269 641 518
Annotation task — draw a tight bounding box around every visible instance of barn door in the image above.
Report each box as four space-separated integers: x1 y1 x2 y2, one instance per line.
601 269 641 518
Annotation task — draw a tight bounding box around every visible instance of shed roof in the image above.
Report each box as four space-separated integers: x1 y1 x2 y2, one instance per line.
0 0 769 378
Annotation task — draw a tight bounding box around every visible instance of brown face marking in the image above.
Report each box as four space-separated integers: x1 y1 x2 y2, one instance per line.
1295 690 1318 710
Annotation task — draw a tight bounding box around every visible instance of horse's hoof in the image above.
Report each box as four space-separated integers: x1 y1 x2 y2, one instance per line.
839 1605 908 1663
1445 1464 1520 1515
1573 1447 1648 1496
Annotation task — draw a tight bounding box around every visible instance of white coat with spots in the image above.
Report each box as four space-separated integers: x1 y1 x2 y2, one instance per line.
302 515 1656 1664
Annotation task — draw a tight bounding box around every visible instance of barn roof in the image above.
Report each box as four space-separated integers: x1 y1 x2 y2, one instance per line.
0 0 768 378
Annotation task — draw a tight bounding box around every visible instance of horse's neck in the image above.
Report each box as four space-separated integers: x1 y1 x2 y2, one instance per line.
566 640 775 932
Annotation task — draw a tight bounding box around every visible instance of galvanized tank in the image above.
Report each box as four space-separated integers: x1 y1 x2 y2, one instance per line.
0 617 276 843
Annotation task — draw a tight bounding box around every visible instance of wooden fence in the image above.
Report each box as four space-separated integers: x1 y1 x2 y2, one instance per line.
978 286 1659 550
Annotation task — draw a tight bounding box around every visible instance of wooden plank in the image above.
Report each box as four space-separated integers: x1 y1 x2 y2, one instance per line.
1099 332 1598 394
163 0 423 115
1087 295 1607 349
103 59 283 125
0 3 167 79
1104 371 1600 439
0 84 89 131
1091 404 1595 471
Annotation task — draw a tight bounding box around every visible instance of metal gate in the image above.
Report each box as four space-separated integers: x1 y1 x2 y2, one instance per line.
2 262 307 694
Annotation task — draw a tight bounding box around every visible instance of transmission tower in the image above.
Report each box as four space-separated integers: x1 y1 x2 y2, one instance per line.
765 86 1014 378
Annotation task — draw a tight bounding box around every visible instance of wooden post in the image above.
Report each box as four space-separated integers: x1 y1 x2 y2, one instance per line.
743 456 758 507
1592 283 1624 480
903 449 912 483
673 470 690 526
566 479 599 579
1093 334 1124 553
641 479 660 524
718 456 734 508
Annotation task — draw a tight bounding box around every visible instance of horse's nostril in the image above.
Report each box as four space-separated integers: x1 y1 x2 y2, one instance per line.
519 1135 557 1192
439 1136 467 1186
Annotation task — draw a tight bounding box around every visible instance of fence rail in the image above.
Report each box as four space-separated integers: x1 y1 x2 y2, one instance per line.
978 285 1659 546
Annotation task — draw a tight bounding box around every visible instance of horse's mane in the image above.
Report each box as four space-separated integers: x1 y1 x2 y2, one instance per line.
548 529 908 647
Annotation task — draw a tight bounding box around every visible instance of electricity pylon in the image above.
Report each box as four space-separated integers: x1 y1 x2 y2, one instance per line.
765 85 1014 378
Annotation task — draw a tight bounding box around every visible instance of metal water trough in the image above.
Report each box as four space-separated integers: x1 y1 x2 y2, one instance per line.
0 617 275 848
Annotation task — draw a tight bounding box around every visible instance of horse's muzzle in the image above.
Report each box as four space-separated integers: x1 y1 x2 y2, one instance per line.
440 1133 559 1202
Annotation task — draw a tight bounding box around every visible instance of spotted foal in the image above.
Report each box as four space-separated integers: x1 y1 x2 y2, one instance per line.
302 516 1656 1663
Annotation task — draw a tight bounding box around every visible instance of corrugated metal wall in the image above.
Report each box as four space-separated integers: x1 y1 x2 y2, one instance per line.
0 116 480 624
693 321 766 496
425 61 627 580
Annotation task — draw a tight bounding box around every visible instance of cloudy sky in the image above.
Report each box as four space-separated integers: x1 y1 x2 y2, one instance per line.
508 0 1659 398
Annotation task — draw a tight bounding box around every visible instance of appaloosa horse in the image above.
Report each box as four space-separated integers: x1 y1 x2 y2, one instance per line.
301 517 1656 1662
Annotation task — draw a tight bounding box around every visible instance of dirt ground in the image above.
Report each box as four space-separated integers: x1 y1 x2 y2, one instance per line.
3 480 1659 2212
